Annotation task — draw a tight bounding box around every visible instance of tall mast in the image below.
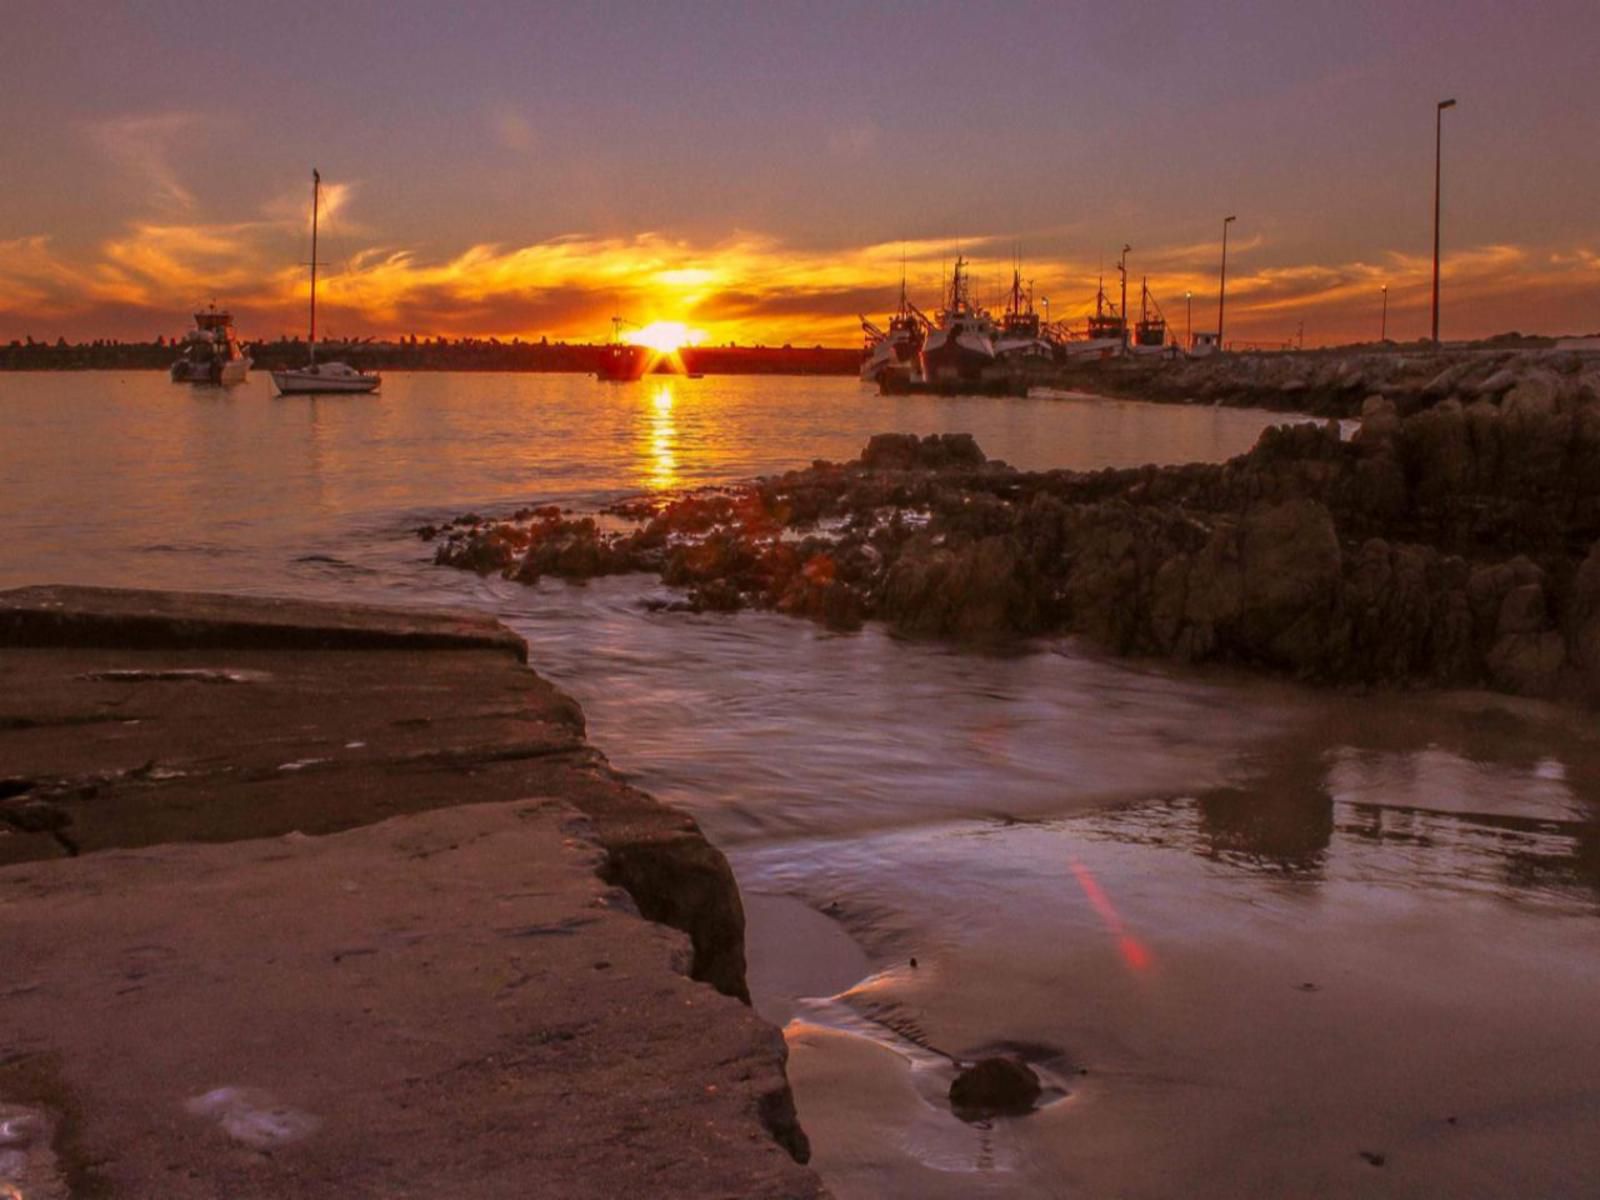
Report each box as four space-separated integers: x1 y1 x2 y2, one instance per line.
308 168 320 365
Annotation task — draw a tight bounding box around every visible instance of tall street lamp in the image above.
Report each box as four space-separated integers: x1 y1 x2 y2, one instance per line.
1432 98 1457 344
1217 215 1237 350
1185 290 1193 349
1381 284 1389 343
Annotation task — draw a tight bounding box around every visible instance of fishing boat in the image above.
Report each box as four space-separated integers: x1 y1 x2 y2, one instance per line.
992 268 1054 366
270 169 381 396
920 256 997 383
1062 275 1126 359
1129 277 1174 356
170 304 251 385
859 271 929 386
595 317 650 382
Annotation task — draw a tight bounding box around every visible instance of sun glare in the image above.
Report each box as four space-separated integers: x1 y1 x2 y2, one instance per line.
626 321 706 354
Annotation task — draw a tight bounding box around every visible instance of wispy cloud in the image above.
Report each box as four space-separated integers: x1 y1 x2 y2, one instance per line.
85 113 207 212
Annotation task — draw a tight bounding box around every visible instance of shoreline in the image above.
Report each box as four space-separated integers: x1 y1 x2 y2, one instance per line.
430 343 1600 707
0 584 825 1198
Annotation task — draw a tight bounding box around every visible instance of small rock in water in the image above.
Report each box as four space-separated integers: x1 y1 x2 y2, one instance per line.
1358 1150 1387 1167
909 956 918 969
949 1056 1041 1117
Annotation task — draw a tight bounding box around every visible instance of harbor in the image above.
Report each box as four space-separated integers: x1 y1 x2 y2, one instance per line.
6 3 1599 1196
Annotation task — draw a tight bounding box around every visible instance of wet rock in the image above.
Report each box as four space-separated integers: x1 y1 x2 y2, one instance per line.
0 796 72 834
431 412 1600 706
860 432 986 471
949 1056 1041 1116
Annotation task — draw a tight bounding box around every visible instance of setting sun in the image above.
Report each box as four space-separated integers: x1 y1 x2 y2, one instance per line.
626 321 707 354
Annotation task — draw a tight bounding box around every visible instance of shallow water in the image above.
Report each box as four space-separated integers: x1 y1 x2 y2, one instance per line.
4 371 1599 1197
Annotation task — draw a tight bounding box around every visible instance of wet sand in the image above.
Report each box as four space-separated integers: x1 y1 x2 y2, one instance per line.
731 684 1600 1198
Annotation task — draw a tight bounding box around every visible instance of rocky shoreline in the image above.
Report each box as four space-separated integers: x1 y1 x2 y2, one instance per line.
1047 345 1600 418
0 586 825 1198
431 354 1600 705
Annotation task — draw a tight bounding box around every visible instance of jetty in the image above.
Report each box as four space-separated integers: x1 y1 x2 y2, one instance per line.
0 586 823 1199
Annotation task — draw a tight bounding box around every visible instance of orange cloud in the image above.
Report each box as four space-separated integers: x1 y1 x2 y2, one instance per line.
2 214 1595 348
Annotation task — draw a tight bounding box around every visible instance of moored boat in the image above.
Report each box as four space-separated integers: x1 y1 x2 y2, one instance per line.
270 169 381 396
1129 277 1175 357
920 257 997 383
1061 275 1126 360
595 317 650 381
170 304 251 385
993 268 1054 367
859 272 929 386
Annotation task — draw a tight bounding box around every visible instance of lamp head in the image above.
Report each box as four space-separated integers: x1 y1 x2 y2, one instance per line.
1439 98 1457 110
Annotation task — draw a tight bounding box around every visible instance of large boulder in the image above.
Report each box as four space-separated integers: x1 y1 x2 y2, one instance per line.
1238 498 1343 669
878 534 1039 639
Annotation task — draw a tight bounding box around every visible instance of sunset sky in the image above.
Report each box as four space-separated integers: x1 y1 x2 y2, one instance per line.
3 0 1596 348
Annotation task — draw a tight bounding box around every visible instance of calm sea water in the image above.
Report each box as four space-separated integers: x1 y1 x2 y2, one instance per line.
5 371 1599 1198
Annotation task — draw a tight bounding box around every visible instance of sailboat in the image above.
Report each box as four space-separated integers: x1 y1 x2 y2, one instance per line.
271 169 381 395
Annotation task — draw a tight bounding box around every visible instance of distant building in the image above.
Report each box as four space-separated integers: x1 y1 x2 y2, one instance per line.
1190 331 1222 357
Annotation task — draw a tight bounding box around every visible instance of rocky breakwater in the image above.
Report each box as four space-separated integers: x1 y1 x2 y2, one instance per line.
0 586 824 1199
1050 344 1600 419
432 358 1600 704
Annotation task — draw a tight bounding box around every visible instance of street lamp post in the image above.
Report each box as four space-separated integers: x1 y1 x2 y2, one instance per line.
1185 290 1192 350
1218 215 1237 350
1381 284 1389 343
1041 297 1050 326
1432 98 1457 344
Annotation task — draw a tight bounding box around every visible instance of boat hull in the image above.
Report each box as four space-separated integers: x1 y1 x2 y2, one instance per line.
596 345 649 381
170 356 251 385
921 330 996 382
271 369 381 395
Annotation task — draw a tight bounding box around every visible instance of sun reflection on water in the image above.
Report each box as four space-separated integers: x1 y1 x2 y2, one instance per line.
646 382 677 490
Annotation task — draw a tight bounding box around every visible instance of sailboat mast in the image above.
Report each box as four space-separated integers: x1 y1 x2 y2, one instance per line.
309 168 320 365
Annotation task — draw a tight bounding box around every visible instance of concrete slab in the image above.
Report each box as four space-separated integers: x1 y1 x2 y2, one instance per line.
1 800 821 1198
0 586 824 1197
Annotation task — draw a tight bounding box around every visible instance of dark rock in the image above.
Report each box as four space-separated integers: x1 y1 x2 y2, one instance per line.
0 796 72 833
949 1056 1041 1116
860 432 986 471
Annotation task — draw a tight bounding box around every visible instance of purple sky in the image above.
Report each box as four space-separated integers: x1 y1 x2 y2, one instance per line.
3 0 1596 345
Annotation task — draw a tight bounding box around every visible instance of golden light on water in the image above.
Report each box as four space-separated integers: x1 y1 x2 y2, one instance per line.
646 382 677 491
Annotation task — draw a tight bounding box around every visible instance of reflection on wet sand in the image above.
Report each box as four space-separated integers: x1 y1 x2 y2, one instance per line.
1079 694 1600 909
734 682 1600 1198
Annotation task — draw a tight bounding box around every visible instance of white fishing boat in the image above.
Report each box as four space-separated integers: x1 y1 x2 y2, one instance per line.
170 304 251 385
271 169 381 396
859 271 929 386
920 257 997 383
